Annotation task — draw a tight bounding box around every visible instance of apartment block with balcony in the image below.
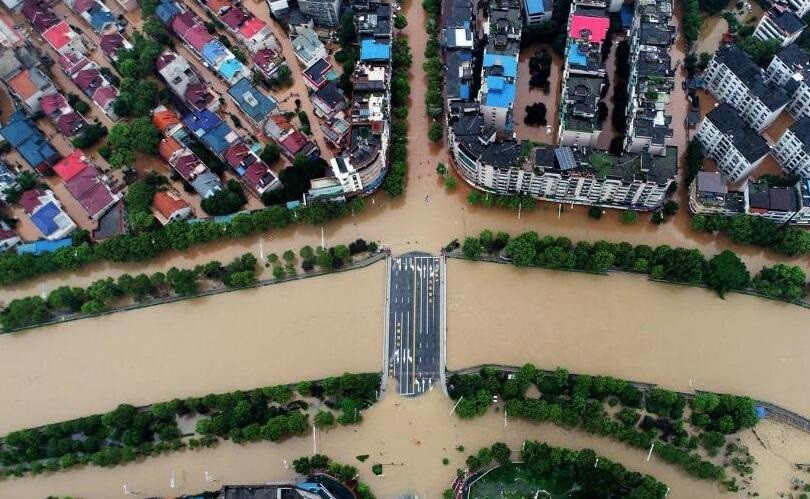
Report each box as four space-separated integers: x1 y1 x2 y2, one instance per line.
695 103 771 183
754 6 806 46
703 43 789 132
766 43 810 86
765 0 810 17
478 0 521 137
773 115 810 177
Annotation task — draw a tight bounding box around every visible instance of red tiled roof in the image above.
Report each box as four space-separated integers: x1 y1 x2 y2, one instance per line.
19 188 45 213
153 108 180 133
71 0 95 13
158 136 183 162
22 1 59 32
74 68 103 94
42 21 74 50
224 143 252 168
7 70 38 100
0 228 18 241
220 7 249 29
243 161 274 190
55 112 86 136
569 15 610 44
58 51 90 75
207 0 233 13
170 12 197 37
65 167 115 218
184 24 214 51
92 86 118 107
40 93 69 115
152 191 189 219
100 32 126 58
155 51 177 71
253 48 279 71
184 83 214 109
238 17 265 39
269 114 291 130
54 150 90 182
281 130 310 155
174 153 201 179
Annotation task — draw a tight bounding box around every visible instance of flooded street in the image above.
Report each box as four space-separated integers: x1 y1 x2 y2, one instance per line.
448 259 810 416
513 44 561 144
0 262 384 434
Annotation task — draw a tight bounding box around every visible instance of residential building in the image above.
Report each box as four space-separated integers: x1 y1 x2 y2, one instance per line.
53 150 121 220
754 6 806 46
311 81 348 117
302 58 337 90
766 43 810 86
695 103 770 183
5 67 56 113
226 77 278 128
152 191 191 223
42 21 87 55
170 12 250 84
0 223 20 251
40 92 87 137
765 0 810 17
65 0 120 34
448 105 676 210
688 171 745 215
0 13 24 48
223 142 281 196
265 114 320 159
442 0 474 110
158 135 223 198
773 115 810 177
19 188 77 240
703 43 789 131
523 0 552 25
354 3 391 39
0 161 17 203
0 110 60 173
253 47 285 79
57 51 119 120
321 115 350 146
156 0 181 25
156 50 220 112
359 38 391 63
21 0 59 33
99 32 132 62
182 109 240 158
291 27 327 66
297 0 341 27
329 124 389 195
267 0 290 19
745 178 810 224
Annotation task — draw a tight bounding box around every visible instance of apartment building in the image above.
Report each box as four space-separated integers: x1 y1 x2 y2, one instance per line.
765 0 810 19
523 0 552 25
764 44 810 121
703 43 789 132
754 6 806 46
298 0 341 27
773 115 810 177
479 0 521 137
695 103 770 183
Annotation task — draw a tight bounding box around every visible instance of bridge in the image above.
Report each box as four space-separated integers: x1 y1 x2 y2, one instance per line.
382 252 446 397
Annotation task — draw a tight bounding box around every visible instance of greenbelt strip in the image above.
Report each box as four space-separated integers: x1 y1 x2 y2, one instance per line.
0 373 380 480
448 365 758 491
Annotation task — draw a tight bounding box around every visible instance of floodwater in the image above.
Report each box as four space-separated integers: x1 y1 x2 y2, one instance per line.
447 259 810 417
514 44 561 145
0 262 384 434
0 387 725 499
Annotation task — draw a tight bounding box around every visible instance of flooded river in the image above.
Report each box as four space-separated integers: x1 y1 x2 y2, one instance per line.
448 259 810 417
0 263 384 434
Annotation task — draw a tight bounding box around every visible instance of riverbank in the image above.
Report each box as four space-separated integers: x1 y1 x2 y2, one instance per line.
446 258 810 418
0 262 385 434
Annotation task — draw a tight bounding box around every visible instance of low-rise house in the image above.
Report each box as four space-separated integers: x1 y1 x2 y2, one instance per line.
0 110 60 173
253 47 285 79
695 103 771 183
236 17 279 53
311 81 347 117
152 190 191 223
21 0 59 33
688 171 745 215
226 77 277 128
0 13 25 48
291 27 327 66
302 58 337 90
99 32 132 62
5 67 56 113
754 6 806 47
19 188 77 240
152 105 184 137
42 21 87 55
0 161 18 203
359 38 391 62
156 0 181 25
158 135 223 198
280 129 319 159
182 108 240 158
58 51 119 120
66 0 119 34
41 92 87 137
321 115 350 146
156 50 220 112
223 142 281 196
746 179 810 225
53 150 121 220
0 223 20 251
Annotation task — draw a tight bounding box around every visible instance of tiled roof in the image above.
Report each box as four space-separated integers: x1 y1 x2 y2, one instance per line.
153 107 180 133
92 85 118 107
100 32 126 58
40 92 69 115
184 24 214 51
19 188 46 213
74 68 103 94
155 50 177 71
7 70 38 99
158 136 183 162
220 7 249 29
42 21 74 50
54 149 90 181
55 112 85 136
152 191 189 219
238 18 265 39
224 142 253 167
22 0 59 32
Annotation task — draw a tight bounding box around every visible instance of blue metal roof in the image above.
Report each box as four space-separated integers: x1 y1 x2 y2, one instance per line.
459 84 470 100
156 0 180 24
568 44 587 66
18 138 57 170
88 7 115 32
16 236 72 255
525 0 545 15
227 77 277 123
218 58 245 82
202 40 229 66
201 121 236 155
620 3 634 29
484 76 516 109
483 53 517 78
183 109 221 135
30 201 61 236
2 112 58 170
2 111 36 146
360 39 391 61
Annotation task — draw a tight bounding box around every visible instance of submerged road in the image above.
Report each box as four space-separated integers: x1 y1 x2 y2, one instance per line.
385 253 444 396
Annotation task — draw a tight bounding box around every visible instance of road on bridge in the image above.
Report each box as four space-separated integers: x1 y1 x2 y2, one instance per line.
386 252 443 396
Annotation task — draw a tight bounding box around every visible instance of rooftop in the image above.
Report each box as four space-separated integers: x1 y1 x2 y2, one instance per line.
715 43 789 111
705 103 770 163
360 38 391 61
227 77 277 123
569 14 609 44
767 6 805 34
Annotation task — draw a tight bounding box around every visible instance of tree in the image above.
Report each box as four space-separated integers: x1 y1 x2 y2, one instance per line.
524 102 548 126
444 175 457 190
490 442 511 465
706 251 750 298
588 206 602 219
47 286 87 312
71 124 107 149
260 144 280 165
394 14 408 31
334 245 350 261
166 267 199 296
1 296 50 330
462 237 482 258
428 121 443 142
272 266 285 280
313 411 335 428
201 182 246 216
620 211 638 225
300 245 315 260
505 231 538 267
663 200 679 217
283 250 296 263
